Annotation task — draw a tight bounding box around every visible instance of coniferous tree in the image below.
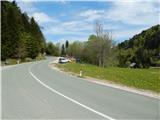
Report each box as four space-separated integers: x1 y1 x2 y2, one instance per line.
61 44 65 56
1 1 46 60
46 42 59 56
65 40 69 54
65 40 69 49
30 17 46 54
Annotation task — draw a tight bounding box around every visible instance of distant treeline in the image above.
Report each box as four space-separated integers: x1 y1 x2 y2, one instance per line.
60 22 117 67
61 25 160 68
1 1 46 60
118 25 160 68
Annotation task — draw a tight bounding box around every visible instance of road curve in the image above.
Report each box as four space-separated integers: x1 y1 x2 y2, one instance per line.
2 57 159 119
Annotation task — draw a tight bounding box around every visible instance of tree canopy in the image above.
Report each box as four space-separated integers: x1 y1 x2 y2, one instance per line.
118 25 160 68
46 42 59 56
1 1 46 60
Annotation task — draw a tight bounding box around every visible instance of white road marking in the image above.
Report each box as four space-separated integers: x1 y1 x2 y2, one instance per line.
28 63 116 120
50 61 159 100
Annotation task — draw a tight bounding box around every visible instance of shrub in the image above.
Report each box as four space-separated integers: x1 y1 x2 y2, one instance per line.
5 59 17 65
25 57 32 62
36 53 45 60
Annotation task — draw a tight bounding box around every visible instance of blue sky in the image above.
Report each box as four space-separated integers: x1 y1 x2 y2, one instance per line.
16 0 159 43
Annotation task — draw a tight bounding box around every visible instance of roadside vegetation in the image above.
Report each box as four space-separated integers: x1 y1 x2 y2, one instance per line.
56 63 160 93
60 22 117 67
1 1 46 64
1 53 45 66
1 1 59 66
118 25 160 68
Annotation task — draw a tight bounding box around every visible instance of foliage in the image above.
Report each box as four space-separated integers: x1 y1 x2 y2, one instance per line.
67 22 115 67
65 40 69 55
65 40 69 49
5 59 18 65
83 33 113 67
118 25 160 68
61 44 66 56
67 41 84 58
1 1 46 61
67 34 116 67
24 57 32 62
46 42 60 56
36 53 45 60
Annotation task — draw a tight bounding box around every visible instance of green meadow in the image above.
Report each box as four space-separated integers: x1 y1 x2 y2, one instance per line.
56 63 160 93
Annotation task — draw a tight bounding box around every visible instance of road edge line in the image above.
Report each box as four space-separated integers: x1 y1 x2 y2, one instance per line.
28 63 116 120
49 63 159 100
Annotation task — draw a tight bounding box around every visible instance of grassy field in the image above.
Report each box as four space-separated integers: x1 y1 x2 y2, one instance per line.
56 63 160 93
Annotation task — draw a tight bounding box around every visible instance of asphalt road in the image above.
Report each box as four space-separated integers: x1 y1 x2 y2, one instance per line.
2 57 159 120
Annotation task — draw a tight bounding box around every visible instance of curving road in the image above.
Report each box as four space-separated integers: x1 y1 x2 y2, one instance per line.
2 57 159 119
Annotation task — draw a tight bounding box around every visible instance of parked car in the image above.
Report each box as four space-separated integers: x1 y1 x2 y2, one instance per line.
58 57 69 63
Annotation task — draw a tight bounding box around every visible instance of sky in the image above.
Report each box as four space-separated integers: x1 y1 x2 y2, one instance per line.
15 0 160 43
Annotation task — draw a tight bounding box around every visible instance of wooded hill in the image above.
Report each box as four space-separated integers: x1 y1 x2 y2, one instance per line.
118 25 160 68
1 1 46 60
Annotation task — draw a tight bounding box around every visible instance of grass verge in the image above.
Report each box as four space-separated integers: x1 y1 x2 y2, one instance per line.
56 63 160 93
1 55 46 66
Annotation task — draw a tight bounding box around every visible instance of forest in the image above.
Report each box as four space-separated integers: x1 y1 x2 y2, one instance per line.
1 1 46 61
118 25 160 68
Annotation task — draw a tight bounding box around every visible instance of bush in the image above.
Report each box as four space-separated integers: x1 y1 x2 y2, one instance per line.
25 57 32 62
5 59 18 65
36 53 45 60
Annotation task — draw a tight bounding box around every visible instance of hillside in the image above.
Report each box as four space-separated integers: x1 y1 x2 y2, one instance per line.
118 25 160 68
1 1 46 61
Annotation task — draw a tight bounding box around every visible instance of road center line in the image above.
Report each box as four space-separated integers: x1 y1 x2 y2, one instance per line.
28 63 116 120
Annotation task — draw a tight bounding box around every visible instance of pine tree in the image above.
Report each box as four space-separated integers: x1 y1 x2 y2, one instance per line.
30 17 46 54
1 1 46 60
65 40 69 55
61 44 65 56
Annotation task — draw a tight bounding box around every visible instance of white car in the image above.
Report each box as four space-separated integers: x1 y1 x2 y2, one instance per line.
58 57 69 63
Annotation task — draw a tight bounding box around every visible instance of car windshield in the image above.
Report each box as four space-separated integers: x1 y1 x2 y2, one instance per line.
60 58 65 60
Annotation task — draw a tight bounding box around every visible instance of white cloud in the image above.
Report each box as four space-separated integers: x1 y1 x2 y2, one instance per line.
108 0 158 2
32 12 56 24
57 36 88 43
62 21 92 31
113 26 150 42
80 9 105 21
78 1 159 26
58 0 70 4
44 20 93 36
18 1 58 24
106 1 159 25
17 0 159 42
74 0 159 43
17 1 38 15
